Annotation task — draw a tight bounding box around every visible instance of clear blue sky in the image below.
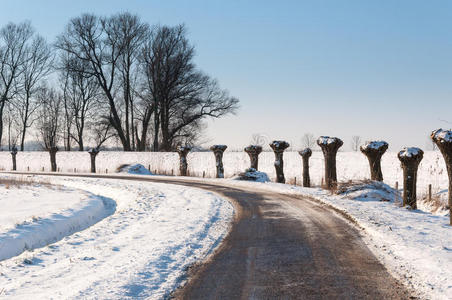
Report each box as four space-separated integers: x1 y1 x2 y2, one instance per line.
1 0 451 151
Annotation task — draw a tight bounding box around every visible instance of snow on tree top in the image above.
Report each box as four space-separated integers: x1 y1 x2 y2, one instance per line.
299 148 312 156
245 145 262 152
269 140 289 150
361 141 388 150
317 136 342 145
398 147 423 158
210 145 228 151
431 129 452 143
88 148 100 153
177 146 192 153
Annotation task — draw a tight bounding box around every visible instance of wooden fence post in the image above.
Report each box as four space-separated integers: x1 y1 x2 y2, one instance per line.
395 181 399 204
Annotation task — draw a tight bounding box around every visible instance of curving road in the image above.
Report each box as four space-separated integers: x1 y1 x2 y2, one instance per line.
5 173 412 299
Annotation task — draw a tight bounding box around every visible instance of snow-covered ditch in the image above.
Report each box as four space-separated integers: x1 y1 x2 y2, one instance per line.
0 174 233 299
0 180 115 261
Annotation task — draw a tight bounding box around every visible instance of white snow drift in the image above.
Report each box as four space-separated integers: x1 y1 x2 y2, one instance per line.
0 181 115 261
0 174 233 299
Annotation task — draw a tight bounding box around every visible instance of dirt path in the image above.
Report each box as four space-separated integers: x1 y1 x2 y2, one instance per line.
4 173 412 299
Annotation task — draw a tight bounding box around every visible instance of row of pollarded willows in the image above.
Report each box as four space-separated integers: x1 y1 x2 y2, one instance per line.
192 130 451 225
291 129 450 225
6 129 452 225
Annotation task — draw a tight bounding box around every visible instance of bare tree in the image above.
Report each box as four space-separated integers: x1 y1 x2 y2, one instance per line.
141 25 239 151
116 13 149 151
36 87 62 171
301 133 316 149
14 34 53 151
250 133 269 148
350 135 362 151
92 120 115 149
5 102 19 150
59 56 99 151
56 13 149 151
133 91 154 151
0 22 33 149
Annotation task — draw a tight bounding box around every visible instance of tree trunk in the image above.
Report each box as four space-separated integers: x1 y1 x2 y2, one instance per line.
161 125 170 151
398 147 423 209
0 100 5 149
10 147 17 171
153 99 159 152
431 129 452 225
360 141 388 181
88 148 99 173
299 148 312 187
49 147 58 172
177 146 191 176
210 145 227 178
160 102 172 151
137 106 153 151
244 145 262 170
317 136 343 189
269 141 290 183
78 136 84 151
78 120 85 151
20 129 26 151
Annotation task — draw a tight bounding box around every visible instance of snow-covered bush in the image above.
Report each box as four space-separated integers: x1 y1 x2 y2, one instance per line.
232 168 270 182
116 164 153 175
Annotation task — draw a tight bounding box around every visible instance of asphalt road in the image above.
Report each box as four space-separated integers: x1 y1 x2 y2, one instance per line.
4 172 413 299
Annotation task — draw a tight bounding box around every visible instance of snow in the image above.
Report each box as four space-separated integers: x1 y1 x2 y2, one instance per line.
87 148 99 154
210 145 227 151
0 174 233 299
0 166 449 298
231 168 270 182
317 136 342 145
299 148 312 156
116 163 153 175
211 178 451 299
0 181 116 261
0 150 450 209
399 147 423 158
432 128 452 143
269 140 290 150
177 146 191 153
361 140 388 150
244 145 262 153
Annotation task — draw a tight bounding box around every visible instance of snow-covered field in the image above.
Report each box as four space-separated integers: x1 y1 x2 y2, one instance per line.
0 149 450 298
0 174 233 299
0 150 448 207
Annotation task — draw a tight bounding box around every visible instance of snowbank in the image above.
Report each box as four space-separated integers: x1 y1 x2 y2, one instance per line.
0 182 115 261
116 164 153 175
231 168 270 182
0 174 233 299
